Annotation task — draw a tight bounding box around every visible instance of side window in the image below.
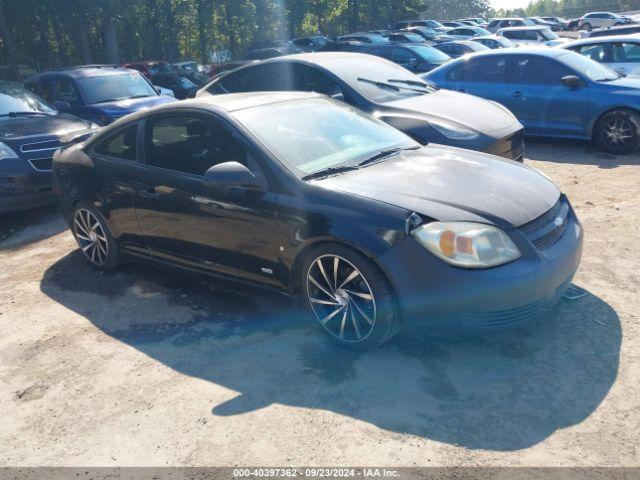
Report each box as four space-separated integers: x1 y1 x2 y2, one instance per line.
465 57 507 82
293 65 343 97
576 44 605 62
94 124 138 161
513 57 572 85
612 42 640 62
43 78 81 104
446 63 465 81
369 47 394 60
226 63 295 92
392 48 418 66
144 115 252 176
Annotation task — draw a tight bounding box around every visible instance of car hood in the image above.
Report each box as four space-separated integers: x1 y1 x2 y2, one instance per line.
382 89 517 134
0 113 93 140
598 76 640 91
92 95 176 114
313 145 560 227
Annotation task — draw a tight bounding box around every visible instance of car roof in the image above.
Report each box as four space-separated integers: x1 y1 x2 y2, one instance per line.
26 66 139 80
449 46 568 59
438 40 486 46
492 17 527 21
262 51 392 69
563 33 640 46
499 26 549 31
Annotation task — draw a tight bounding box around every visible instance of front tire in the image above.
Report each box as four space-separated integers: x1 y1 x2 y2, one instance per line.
72 203 121 269
302 245 399 349
594 109 640 154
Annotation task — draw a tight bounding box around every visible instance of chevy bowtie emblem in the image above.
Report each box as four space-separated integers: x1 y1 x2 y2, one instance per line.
554 216 564 227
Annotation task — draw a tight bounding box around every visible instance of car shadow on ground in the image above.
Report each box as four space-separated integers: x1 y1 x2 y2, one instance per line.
0 204 66 250
40 250 621 452
525 138 640 168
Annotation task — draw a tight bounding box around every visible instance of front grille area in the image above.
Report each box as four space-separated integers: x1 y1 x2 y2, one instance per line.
20 139 61 153
519 197 569 250
28 157 53 172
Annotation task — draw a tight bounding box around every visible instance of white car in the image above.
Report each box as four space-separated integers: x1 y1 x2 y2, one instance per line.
497 26 569 47
578 12 632 31
561 34 640 76
444 26 492 40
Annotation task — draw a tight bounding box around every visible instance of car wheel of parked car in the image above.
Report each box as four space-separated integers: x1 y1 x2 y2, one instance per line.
72 203 121 269
583 23 592 31
302 245 399 349
594 109 640 154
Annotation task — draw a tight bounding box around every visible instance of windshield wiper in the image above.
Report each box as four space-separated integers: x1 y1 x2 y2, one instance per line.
388 78 428 87
357 77 431 94
301 164 360 180
388 78 439 91
358 146 421 167
0 111 53 117
357 77 401 91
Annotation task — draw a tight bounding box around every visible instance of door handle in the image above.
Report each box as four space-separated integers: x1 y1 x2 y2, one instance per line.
512 91 524 98
139 186 160 198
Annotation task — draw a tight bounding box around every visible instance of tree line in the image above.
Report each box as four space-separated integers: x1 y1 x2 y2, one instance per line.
0 0 638 80
498 0 640 18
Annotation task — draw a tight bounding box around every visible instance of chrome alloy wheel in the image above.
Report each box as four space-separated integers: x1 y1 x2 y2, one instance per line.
602 116 635 150
306 255 376 343
73 208 109 266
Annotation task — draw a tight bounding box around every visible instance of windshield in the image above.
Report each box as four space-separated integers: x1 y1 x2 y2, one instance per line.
178 76 198 89
409 45 451 63
559 51 619 82
474 27 491 35
497 37 516 47
76 72 157 104
335 57 431 102
0 84 56 116
148 63 173 75
540 28 559 40
427 20 444 28
233 98 417 177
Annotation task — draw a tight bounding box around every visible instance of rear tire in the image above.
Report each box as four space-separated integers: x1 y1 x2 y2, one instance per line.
594 109 640 154
72 202 121 270
301 244 399 350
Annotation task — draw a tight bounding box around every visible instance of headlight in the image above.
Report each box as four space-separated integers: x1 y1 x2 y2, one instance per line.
430 121 480 141
411 222 521 268
0 141 18 162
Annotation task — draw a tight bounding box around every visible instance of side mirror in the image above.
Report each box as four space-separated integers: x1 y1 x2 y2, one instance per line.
53 100 71 111
561 75 583 88
204 161 266 192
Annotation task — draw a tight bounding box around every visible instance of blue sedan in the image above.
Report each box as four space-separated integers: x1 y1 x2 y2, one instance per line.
423 47 640 154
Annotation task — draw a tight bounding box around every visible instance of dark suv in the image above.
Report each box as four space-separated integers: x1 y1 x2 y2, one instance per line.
25 66 175 125
0 82 94 213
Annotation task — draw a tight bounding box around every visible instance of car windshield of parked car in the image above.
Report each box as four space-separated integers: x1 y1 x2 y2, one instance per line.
148 63 173 75
337 57 434 102
177 76 198 89
540 28 559 40
473 27 491 35
497 37 516 47
558 51 619 81
76 72 157 104
0 84 57 116
409 45 451 63
233 98 417 177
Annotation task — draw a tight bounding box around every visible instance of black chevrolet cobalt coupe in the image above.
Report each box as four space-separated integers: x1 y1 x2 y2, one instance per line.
54 92 583 348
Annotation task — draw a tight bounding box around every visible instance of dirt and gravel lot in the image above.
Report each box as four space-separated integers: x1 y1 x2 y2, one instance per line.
0 139 638 467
